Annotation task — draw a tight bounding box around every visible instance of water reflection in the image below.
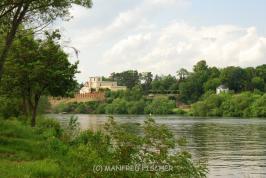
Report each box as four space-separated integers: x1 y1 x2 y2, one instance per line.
48 114 266 178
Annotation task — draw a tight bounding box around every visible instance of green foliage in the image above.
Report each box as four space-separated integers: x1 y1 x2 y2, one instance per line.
144 97 175 115
204 78 221 92
1 30 79 126
251 77 264 91
0 117 207 178
36 118 63 138
250 94 266 117
172 108 187 115
105 98 128 114
151 74 178 93
220 67 247 92
110 70 141 89
0 96 21 118
191 92 266 118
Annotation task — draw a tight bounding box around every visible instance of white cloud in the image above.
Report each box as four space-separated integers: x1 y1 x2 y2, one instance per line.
57 0 266 82
101 22 266 74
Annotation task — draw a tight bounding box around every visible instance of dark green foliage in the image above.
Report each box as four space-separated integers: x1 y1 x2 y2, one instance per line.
204 78 221 92
110 70 141 89
1 31 79 127
151 74 178 93
220 67 248 92
0 96 22 118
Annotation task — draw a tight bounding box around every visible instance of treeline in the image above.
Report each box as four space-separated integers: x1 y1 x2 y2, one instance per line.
178 61 266 103
54 86 178 115
55 60 266 117
90 60 266 104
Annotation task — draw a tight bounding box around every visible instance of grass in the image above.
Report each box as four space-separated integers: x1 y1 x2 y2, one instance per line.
0 118 62 178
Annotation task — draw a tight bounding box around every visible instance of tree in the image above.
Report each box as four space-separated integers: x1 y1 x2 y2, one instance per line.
179 60 210 103
110 70 140 89
0 0 92 81
140 72 153 93
176 68 189 81
220 66 248 92
256 64 266 82
193 60 208 73
2 31 78 126
251 77 264 91
204 78 221 92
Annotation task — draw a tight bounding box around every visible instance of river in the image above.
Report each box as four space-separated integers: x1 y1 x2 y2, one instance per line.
48 114 266 178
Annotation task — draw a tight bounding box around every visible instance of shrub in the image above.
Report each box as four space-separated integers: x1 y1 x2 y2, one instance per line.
144 97 175 115
37 118 62 138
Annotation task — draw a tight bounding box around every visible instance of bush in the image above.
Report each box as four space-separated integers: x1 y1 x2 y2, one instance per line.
144 97 175 115
191 92 265 118
37 118 62 138
172 108 187 115
105 98 128 114
0 96 21 118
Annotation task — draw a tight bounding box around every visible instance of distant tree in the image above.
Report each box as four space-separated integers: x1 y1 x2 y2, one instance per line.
176 68 189 81
0 0 92 81
208 67 220 78
204 78 221 92
110 70 140 89
251 77 264 91
256 64 266 82
140 72 153 93
1 31 78 126
179 60 210 103
220 67 248 92
193 60 208 73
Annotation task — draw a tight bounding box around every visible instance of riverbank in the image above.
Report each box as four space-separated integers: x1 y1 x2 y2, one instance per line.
50 91 266 118
0 117 206 178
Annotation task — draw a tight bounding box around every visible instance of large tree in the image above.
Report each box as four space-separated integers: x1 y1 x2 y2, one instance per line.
110 70 141 89
0 0 92 81
2 31 78 126
220 66 248 92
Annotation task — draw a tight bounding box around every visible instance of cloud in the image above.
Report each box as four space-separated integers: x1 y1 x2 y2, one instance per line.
57 0 266 82
101 22 266 74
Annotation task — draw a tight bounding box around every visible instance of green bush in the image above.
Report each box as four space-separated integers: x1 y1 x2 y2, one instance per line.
0 96 21 118
105 98 128 114
144 97 175 115
36 118 62 138
172 108 187 115
191 92 266 118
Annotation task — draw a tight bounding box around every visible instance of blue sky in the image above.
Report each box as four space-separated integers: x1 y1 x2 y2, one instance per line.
56 0 266 82
185 0 266 34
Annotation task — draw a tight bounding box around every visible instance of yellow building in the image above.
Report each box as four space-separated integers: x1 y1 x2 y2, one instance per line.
80 77 126 94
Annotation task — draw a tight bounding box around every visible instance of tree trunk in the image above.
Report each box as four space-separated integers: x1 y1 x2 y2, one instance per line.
31 95 40 127
0 26 17 80
0 3 29 81
22 96 29 117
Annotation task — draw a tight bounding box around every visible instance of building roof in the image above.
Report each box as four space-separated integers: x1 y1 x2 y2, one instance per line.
217 85 228 89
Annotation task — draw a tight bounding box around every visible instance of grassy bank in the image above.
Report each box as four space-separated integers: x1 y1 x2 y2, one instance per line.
0 117 207 178
0 118 62 177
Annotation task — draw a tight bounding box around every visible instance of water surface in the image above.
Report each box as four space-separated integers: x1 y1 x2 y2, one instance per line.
48 114 266 178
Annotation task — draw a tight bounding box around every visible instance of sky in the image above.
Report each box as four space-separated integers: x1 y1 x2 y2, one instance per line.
56 0 266 82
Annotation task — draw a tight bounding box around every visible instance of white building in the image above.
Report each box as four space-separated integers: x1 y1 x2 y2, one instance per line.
80 77 127 94
216 85 229 94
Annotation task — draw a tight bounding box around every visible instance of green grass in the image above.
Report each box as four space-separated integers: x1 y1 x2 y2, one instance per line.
0 119 62 178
